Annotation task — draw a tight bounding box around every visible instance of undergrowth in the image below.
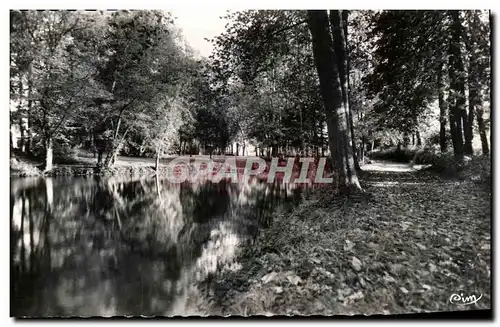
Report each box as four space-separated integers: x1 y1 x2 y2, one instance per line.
196 168 491 316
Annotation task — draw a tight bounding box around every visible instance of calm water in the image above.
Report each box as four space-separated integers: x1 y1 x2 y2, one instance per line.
10 175 302 317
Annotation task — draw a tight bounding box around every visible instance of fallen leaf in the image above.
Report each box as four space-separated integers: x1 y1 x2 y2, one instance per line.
344 291 364 304
421 284 432 291
390 263 403 274
383 274 396 283
481 244 490 250
261 272 277 284
309 257 322 264
275 287 283 294
344 240 355 251
416 243 427 250
400 287 409 294
352 257 363 272
287 275 302 285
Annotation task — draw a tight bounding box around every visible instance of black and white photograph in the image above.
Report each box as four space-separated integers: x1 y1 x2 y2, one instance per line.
8 4 492 319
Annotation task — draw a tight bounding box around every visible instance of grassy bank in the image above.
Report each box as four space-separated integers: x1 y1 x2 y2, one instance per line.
10 151 172 177
197 164 491 316
370 147 491 179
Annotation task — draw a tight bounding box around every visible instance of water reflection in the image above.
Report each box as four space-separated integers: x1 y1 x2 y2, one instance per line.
11 175 302 317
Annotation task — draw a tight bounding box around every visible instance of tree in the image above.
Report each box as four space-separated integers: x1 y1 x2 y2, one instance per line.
437 60 448 153
447 10 467 159
307 10 361 193
464 10 490 155
10 11 105 171
141 95 189 171
88 11 184 167
329 10 360 170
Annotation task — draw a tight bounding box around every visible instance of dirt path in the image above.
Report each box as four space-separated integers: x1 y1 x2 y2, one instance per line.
198 163 491 316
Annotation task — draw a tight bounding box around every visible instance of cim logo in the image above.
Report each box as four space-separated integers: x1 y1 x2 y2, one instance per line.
449 293 483 305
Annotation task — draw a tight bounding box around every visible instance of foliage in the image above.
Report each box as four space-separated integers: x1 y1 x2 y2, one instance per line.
10 10 211 168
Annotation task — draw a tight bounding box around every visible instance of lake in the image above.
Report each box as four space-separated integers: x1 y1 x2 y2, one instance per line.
10 175 303 317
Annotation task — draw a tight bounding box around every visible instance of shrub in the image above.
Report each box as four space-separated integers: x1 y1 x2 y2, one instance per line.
10 157 41 176
368 147 419 163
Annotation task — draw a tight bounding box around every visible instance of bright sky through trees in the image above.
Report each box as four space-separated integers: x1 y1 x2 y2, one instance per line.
170 8 229 58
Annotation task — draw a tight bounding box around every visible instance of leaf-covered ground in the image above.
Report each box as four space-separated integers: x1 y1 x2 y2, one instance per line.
197 161 491 316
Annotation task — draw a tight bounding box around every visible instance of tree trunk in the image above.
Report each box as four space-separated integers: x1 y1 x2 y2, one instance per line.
360 137 365 164
105 117 122 167
464 85 476 155
343 11 360 171
155 149 161 171
44 137 53 172
476 107 489 155
271 146 277 158
17 80 25 152
416 129 422 146
307 10 361 193
105 146 118 167
330 10 360 171
448 10 466 160
464 14 479 156
438 61 447 153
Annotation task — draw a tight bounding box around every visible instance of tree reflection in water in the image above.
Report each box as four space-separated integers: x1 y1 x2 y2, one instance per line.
10 175 302 317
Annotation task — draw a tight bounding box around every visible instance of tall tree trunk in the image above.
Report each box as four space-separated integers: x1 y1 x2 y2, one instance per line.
448 10 466 160
464 16 477 156
307 10 361 193
360 137 365 164
465 10 488 156
438 61 448 153
330 10 360 171
464 85 476 156
476 107 489 155
416 129 422 146
17 80 25 152
44 137 53 172
155 149 161 171
105 117 122 167
343 11 360 171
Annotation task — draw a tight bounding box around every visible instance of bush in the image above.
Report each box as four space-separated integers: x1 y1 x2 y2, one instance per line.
10 157 41 176
462 156 491 188
369 147 420 163
368 146 491 181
